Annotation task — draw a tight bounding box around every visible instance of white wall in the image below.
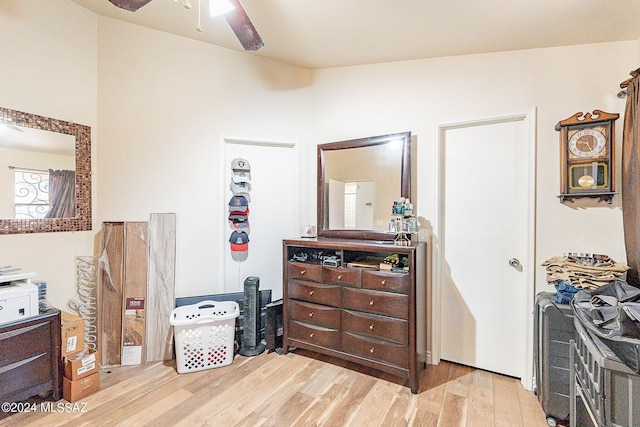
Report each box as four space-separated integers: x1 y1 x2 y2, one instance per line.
0 0 97 310
309 42 638 294
96 17 313 298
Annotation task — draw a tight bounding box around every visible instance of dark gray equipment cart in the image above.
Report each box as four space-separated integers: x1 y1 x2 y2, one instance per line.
534 292 575 426
570 318 640 427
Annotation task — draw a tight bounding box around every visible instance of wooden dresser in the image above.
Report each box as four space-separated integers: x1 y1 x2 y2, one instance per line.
282 238 427 393
0 309 62 403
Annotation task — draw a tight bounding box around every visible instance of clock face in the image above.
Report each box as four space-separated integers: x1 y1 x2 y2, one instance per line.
568 127 607 158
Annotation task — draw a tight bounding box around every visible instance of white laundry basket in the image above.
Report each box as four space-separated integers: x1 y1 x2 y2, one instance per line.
169 300 239 373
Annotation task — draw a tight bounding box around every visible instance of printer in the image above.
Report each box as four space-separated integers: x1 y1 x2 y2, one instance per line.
0 272 39 325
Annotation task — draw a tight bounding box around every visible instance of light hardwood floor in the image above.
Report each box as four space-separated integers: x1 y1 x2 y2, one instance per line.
1 349 550 426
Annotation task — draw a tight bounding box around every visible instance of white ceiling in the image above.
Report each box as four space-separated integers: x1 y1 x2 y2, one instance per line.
72 0 640 69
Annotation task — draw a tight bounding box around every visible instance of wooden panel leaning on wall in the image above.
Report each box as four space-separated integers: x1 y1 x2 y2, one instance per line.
99 222 125 367
99 222 149 367
146 213 177 362
121 222 148 366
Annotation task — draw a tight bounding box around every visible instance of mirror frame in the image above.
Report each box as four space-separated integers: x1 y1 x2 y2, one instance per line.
317 131 411 240
0 107 91 234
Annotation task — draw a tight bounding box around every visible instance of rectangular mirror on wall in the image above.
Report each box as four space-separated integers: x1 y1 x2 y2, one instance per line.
318 132 411 240
0 107 91 234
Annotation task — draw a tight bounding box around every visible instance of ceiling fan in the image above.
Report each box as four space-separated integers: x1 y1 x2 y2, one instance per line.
107 0 264 51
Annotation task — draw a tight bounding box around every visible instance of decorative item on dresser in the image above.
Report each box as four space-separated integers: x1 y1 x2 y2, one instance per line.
282 238 427 394
0 309 62 403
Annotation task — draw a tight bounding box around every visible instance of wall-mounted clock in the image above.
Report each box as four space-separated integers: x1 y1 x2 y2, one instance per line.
555 110 619 203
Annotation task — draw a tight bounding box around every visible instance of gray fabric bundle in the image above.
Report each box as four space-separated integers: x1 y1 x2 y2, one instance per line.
571 281 640 373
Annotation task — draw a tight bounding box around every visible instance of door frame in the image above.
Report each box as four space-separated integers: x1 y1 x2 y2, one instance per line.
432 108 537 389
218 135 301 293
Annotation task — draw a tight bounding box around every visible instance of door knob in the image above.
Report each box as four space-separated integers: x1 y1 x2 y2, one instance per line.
508 258 521 268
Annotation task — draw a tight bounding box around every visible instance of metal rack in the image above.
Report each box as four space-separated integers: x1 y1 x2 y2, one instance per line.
570 318 640 427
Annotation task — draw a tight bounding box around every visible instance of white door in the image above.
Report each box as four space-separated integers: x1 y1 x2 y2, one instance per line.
354 180 375 230
329 180 375 229
222 139 299 301
440 118 529 378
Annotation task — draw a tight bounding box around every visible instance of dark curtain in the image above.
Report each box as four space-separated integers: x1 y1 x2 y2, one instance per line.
45 169 76 218
622 70 640 286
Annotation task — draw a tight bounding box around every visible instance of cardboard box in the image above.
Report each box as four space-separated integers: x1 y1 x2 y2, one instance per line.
61 311 84 357
63 372 100 403
64 349 99 380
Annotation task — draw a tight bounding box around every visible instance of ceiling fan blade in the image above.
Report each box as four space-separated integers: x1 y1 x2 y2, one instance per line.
225 0 264 51
108 0 153 12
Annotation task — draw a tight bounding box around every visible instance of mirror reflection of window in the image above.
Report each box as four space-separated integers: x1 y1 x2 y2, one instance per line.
344 182 358 229
13 168 51 219
1 124 76 220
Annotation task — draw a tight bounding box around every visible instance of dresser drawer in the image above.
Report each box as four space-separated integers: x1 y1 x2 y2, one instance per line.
0 321 52 367
342 310 408 344
288 262 323 282
289 320 341 350
288 280 341 307
362 270 410 294
342 287 408 320
342 332 408 369
0 309 62 403
322 267 360 287
288 300 340 329
0 352 51 396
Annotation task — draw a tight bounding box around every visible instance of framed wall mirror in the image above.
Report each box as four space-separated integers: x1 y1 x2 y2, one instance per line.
0 107 91 234
317 131 411 240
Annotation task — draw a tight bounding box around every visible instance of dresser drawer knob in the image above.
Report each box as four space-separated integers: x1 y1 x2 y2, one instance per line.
300 270 306 275
381 280 386 285
309 290 314 296
369 347 375 354
309 312 314 317
369 300 375 306
310 333 315 338
369 324 374 330
338 275 343 280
